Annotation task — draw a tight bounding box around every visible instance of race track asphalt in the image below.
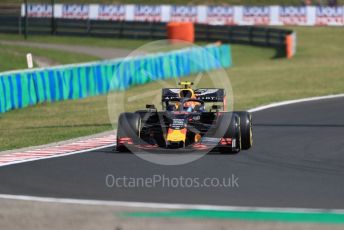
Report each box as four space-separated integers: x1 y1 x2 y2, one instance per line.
0 97 343 209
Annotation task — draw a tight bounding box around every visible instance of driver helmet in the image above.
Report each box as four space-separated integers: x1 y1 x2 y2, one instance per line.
179 89 195 99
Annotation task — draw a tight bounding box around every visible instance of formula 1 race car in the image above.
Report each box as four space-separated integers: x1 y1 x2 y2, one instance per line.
116 81 252 153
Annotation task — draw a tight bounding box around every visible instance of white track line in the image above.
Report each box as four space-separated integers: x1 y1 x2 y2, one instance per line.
0 193 344 214
248 93 344 113
2 93 344 212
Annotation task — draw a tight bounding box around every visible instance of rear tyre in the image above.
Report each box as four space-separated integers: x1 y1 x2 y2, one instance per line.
116 113 141 152
217 113 241 154
236 111 253 150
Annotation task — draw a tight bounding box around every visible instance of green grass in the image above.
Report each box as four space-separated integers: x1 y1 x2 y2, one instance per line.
228 26 344 109
0 97 112 151
0 45 29 72
1 26 344 151
0 44 98 72
0 34 151 50
2 0 344 5
0 34 156 72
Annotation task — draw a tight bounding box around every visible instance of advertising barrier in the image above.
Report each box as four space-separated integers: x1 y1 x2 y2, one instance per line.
0 44 231 114
22 4 344 26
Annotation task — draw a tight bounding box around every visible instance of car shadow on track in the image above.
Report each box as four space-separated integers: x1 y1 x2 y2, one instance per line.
254 123 344 128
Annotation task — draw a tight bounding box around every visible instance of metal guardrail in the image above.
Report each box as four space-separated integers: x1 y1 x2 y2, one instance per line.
0 16 293 53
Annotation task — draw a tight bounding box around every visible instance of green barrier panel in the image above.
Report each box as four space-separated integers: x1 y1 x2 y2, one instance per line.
0 44 232 114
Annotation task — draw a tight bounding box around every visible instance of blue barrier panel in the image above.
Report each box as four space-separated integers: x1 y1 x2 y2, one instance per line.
0 44 232 114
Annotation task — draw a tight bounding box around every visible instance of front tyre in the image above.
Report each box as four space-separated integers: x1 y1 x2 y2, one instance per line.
116 113 141 152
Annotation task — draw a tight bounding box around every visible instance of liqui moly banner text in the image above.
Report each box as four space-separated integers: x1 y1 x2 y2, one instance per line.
26 4 52 18
61 4 89 19
206 6 235 25
279 7 308 25
98 5 126 21
134 5 162 22
170 6 198 22
315 7 344 26
242 6 270 25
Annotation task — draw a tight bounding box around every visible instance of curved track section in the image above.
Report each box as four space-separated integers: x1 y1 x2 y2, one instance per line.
0 97 344 209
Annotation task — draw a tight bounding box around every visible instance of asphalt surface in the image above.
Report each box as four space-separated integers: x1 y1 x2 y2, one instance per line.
0 97 344 209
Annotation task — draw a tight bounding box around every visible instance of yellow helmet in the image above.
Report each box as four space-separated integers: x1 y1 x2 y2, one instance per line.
178 81 195 98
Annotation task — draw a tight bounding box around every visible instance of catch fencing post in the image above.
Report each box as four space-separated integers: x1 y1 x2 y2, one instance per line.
51 0 55 34
24 0 28 39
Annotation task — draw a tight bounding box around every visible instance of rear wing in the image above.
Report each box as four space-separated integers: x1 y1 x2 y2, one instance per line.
162 88 225 102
